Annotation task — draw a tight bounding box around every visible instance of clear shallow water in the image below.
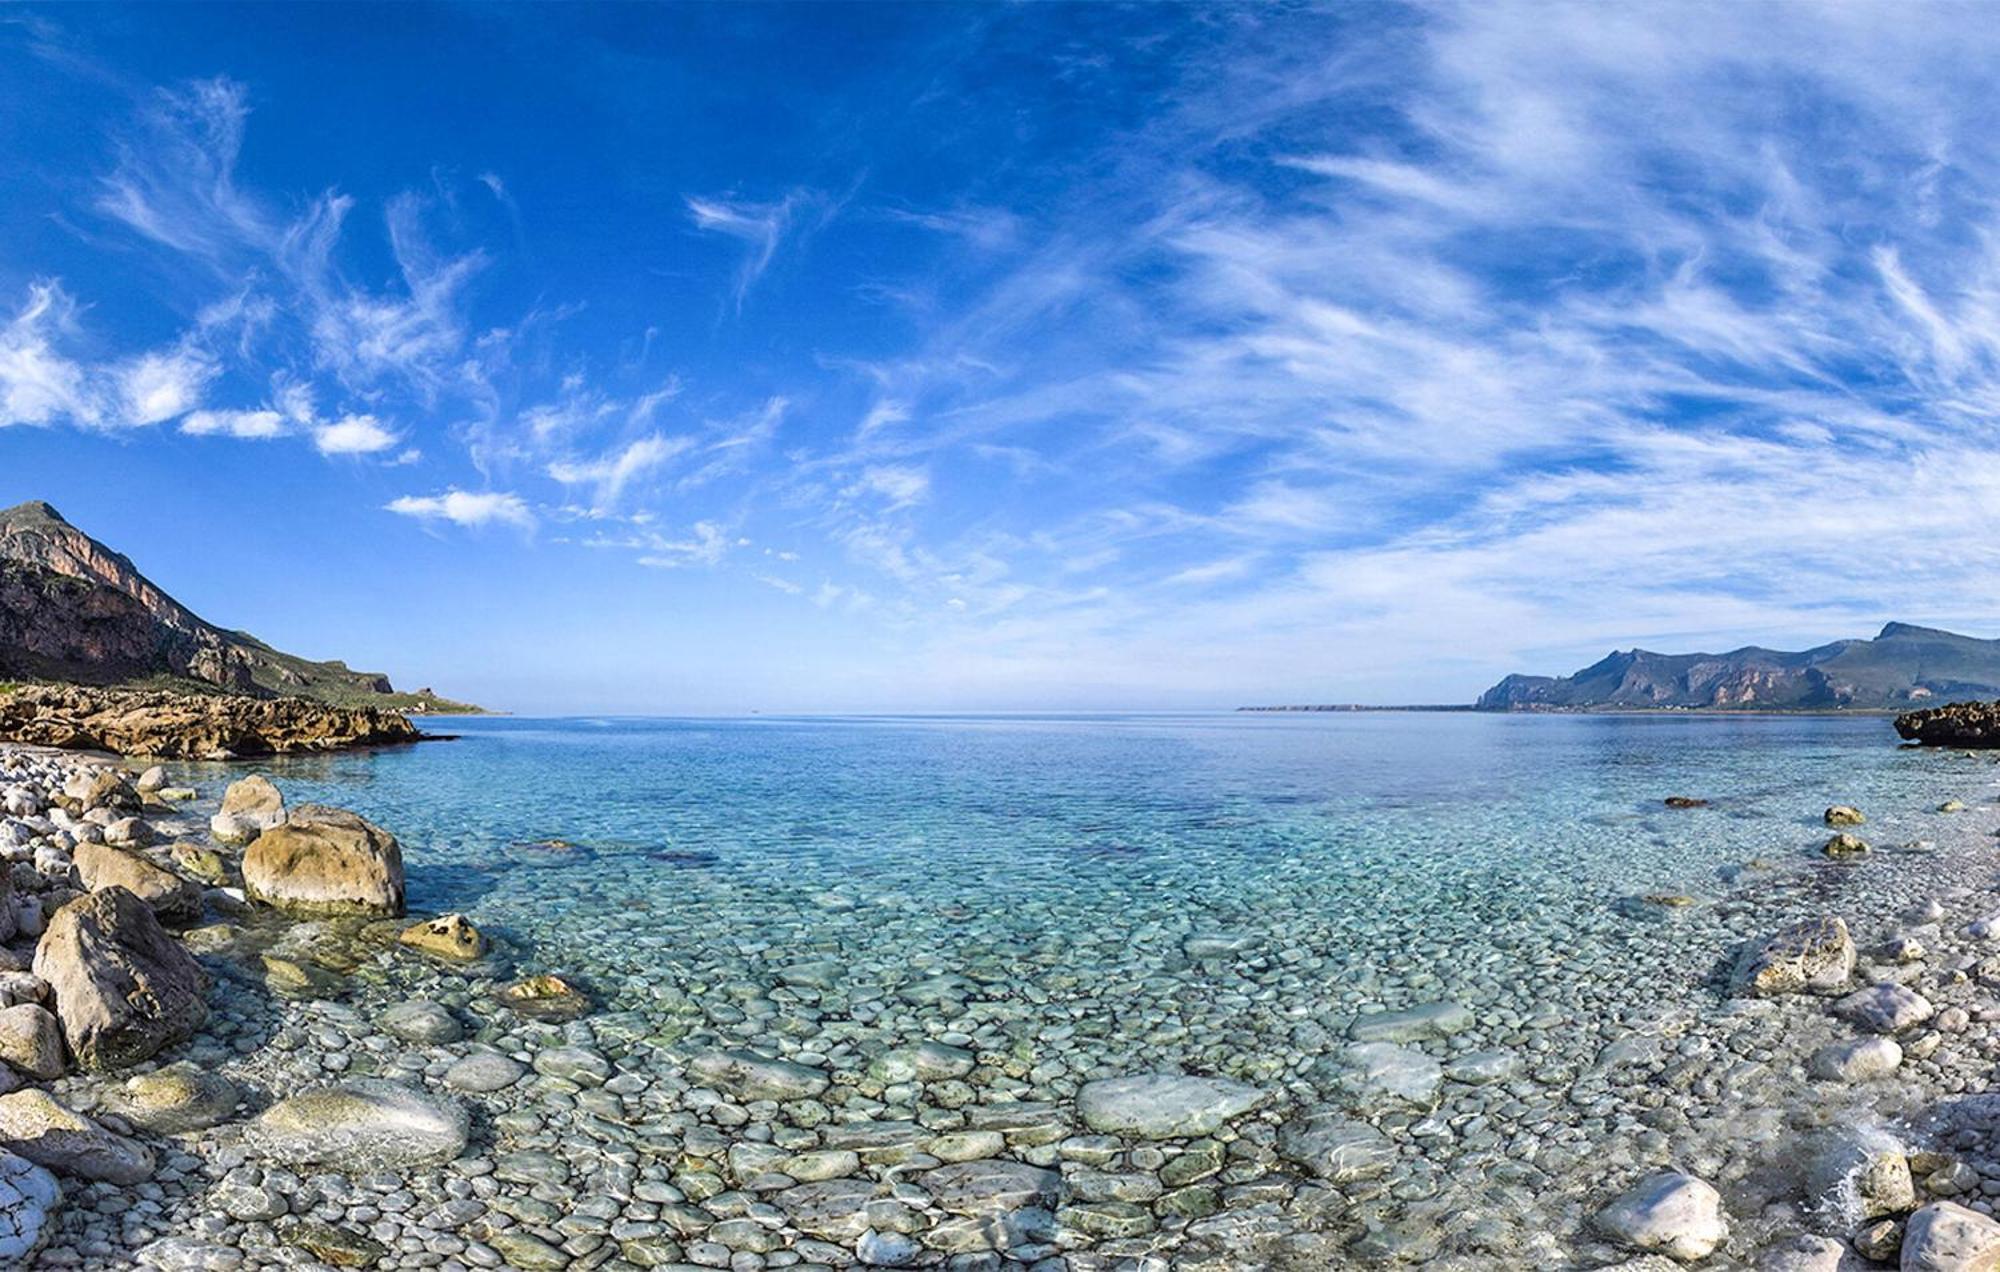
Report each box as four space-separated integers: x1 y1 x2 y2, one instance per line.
175 712 1995 1264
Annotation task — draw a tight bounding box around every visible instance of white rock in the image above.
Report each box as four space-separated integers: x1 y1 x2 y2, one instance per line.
1903 1201 2000 1271
1807 1036 1902 1083
1075 1073 1266 1139
1593 1170 1729 1262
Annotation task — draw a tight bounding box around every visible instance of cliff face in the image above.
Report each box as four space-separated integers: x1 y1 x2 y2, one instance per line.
1478 623 2000 710
0 501 445 707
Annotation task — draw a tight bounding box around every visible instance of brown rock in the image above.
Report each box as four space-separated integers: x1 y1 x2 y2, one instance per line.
243 806 404 918
73 841 202 926
32 887 208 1071
398 914 487 962
0 685 423 761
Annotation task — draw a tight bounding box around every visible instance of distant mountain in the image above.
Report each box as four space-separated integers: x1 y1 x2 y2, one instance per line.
1477 622 2000 711
0 500 473 712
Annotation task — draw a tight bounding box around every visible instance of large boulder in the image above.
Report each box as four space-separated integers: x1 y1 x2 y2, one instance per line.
0 1088 153 1183
32 887 207 1071
72 840 202 926
1730 918 1855 997
243 806 404 918
1903 1201 2000 1270
246 1080 467 1170
211 775 285 845
1593 1170 1728 1262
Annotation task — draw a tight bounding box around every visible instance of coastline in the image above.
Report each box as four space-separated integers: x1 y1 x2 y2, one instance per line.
0 729 1994 1266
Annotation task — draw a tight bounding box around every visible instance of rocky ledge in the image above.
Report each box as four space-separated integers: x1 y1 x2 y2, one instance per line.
0 685 423 760
1896 699 2000 747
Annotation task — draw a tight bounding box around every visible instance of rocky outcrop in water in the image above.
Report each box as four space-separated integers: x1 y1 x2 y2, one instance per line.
0 684 422 759
1896 699 2000 747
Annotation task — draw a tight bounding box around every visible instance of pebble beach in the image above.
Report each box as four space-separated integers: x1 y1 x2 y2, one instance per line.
4 716 2000 1270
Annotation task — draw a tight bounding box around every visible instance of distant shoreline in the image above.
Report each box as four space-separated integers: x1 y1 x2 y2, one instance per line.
1238 704 1910 716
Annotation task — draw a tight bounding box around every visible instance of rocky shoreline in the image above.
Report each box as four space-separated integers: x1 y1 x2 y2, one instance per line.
0 743 1999 1269
0 686 425 761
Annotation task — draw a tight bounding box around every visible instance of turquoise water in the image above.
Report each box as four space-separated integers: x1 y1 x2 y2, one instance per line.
180 712 1989 1262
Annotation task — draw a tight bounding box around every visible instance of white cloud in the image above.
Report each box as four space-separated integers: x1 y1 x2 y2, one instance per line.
385 489 534 530
181 408 285 439
314 413 399 456
686 193 801 308
115 347 213 426
547 433 693 509
636 521 730 568
0 283 95 428
857 465 930 509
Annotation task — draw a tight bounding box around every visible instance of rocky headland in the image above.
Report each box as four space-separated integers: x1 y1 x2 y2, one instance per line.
0 499 474 715
1479 622 2000 711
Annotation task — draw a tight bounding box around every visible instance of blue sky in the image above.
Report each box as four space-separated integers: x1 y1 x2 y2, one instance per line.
6 3 2000 712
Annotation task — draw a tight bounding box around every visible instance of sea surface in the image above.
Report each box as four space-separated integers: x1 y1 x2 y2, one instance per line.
181 711 1994 1263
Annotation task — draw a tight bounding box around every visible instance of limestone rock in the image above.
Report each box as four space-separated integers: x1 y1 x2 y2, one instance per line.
0 686 422 761
0 1149 58 1264
1731 918 1855 997
1903 1201 2000 1271
1075 1074 1265 1139
1824 806 1865 827
211 775 286 847
100 1062 240 1134
1276 1111 1396 1182
919 1160 1064 1215
0 1005 63 1080
1835 983 1934 1034
247 1079 467 1170
1593 1170 1728 1262
73 840 202 925
396 913 486 962
0 1088 153 1183
33 886 207 1071
1808 1036 1902 1083
243 805 403 918
379 1000 463 1045
497 973 592 1021
1347 1001 1474 1042
1824 832 1870 858
689 1049 830 1101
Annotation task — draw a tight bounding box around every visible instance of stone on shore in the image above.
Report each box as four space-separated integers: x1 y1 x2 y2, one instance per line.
1276 1110 1396 1182
1731 917 1855 996
918 1160 1064 1215
1327 1043 1442 1110
1592 1170 1728 1262
0 1149 59 1263
1902 1201 2000 1271
1824 832 1870 858
497 974 592 1021
1347 1000 1474 1042
73 840 202 926
0 1088 153 1183
210 775 286 845
1825 805 1865 827
33 886 208 1071
380 999 463 1045
0 1005 63 1079
243 805 404 917
100 1063 240 1134
1808 1036 1903 1083
1075 1074 1265 1139
247 1079 467 1170
1835 983 1935 1034
396 913 486 962
689 1049 830 1101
